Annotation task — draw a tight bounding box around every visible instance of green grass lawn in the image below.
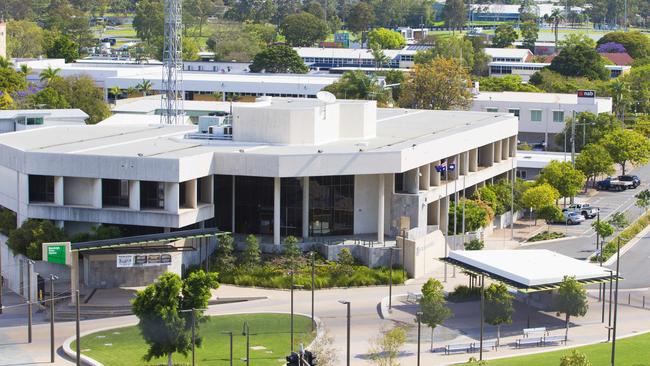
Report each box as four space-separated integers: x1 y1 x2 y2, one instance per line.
487 332 650 366
73 313 315 366
103 27 137 38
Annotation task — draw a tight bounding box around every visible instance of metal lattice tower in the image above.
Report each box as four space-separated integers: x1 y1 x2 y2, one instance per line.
161 0 184 124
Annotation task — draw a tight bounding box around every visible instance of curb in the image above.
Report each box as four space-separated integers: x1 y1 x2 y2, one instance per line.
602 224 650 266
62 311 323 366
380 293 413 319
519 235 578 246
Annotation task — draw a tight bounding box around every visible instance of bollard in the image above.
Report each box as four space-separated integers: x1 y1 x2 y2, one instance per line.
643 296 646 309
628 293 631 305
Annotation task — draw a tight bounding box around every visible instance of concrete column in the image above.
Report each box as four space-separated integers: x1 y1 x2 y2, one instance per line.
502 138 509 161
430 160 441 186
462 151 470 175
199 176 214 204
164 182 180 214
274 177 281 245
54 176 64 205
427 200 440 226
486 144 494 167
302 176 309 239
129 181 140 210
378 174 385 243
17 173 28 226
92 179 102 208
510 135 517 157
405 168 418 194
494 141 502 163
184 179 197 209
419 164 430 190
440 197 449 235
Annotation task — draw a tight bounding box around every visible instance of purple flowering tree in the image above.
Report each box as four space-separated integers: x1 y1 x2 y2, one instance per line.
596 42 627 53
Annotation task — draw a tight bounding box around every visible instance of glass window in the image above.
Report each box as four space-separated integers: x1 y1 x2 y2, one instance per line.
102 179 129 207
530 110 542 122
235 176 274 235
553 110 565 123
486 107 498 113
29 175 55 203
508 109 520 118
213 175 233 231
309 176 354 236
394 173 405 193
140 181 165 210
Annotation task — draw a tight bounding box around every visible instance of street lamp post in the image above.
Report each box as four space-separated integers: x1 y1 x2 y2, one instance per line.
27 259 34 343
479 274 485 361
339 300 351 366
416 311 423 366
180 308 207 366
221 331 233 366
49 274 59 363
310 251 315 333
608 270 614 342
388 247 393 311
243 321 251 366
611 239 621 366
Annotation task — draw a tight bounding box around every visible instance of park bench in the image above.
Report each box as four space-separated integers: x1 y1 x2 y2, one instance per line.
406 292 422 303
542 335 567 346
444 343 473 354
473 339 498 352
523 327 548 337
516 337 542 348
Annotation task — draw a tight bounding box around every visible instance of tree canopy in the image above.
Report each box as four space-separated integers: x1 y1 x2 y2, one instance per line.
555 276 588 339
419 278 452 350
367 28 406 50
484 283 514 346
575 143 615 186
596 31 650 60
399 58 473 110
538 161 586 201
492 24 518 48
323 70 390 106
521 183 560 211
549 42 609 80
601 129 650 175
280 12 329 47
414 36 474 70
249 45 308 74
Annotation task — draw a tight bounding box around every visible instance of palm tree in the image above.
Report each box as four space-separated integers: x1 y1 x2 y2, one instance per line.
0 56 13 69
371 45 390 70
39 66 62 84
544 8 565 47
108 86 122 104
126 86 137 97
136 79 153 97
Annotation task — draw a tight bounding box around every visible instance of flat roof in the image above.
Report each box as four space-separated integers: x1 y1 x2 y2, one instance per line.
517 150 572 169
474 91 611 104
484 48 532 59
294 47 412 60
112 98 236 114
0 109 89 119
446 250 615 290
0 105 514 159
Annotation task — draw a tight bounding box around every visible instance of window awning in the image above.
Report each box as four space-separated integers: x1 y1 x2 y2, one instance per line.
72 227 225 252
440 249 621 293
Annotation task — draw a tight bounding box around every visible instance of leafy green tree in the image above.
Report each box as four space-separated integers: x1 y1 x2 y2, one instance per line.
635 189 650 213
623 63 650 114
44 32 80 63
414 36 474 70
521 183 560 221
7 219 66 259
206 21 270 62
484 283 514 346
550 42 609 80
519 0 539 22
492 24 518 48
43 1 93 48
608 212 628 231
26 87 71 109
560 350 591 366
250 45 308 73
336 247 355 276
442 0 466 30
283 235 301 262
464 239 484 250
214 233 236 273
475 185 499 215
476 76 542 92
0 207 17 236
133 0 164 45
596 31 650 60
399 58 472 110
538 161 586 204
132 271 218 366
448 199 492 234
544 8 564 46
419 278 452 350
367 28 406 50
182 37 200 61
108 86 122 103
48 75 110 124
184 0 223 37
575 143 615 188
7 20 44 58
601 129 650 175
0 67 26 94
241 234 261 267
591 220 614 243
280 12 329 47
369 326 407 366
370 45 390 69
323 70 390 105
554 113 622 151
555 276 588 340
520 21 539 51
346 2 375 34
537 204 563 226
136 79 154 96
224 0 276 23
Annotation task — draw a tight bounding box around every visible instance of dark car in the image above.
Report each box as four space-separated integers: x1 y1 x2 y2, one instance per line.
618 175 641 188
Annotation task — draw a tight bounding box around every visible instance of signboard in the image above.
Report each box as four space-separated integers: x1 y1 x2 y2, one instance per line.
116 254 172 268
42 242 71 265
577 90 595 98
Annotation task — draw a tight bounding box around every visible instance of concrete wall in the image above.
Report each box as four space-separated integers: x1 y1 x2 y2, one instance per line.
0 164 18 211
1 235 38 301
354 174 379 234
400 229 446 278
63 177 97 206
316 243 402 269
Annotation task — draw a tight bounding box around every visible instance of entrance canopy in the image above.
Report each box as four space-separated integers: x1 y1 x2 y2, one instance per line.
441 249 620 293
71 227 224 253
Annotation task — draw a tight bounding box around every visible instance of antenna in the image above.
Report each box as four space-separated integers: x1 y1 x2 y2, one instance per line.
160 0 184 125
316 91 336 104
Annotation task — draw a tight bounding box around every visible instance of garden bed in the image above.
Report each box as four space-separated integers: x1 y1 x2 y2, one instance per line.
527 231 566 242
592 210 650 262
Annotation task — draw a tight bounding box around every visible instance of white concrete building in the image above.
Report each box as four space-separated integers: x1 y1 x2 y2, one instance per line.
0 109 88 133
472 91 612 148
516 150 572 180
489 61 631 82
0 97 517 247
484 48 533 63
295 46 418 69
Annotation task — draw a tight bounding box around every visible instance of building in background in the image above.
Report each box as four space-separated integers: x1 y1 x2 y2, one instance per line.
488 61 631 82
472 90 612 149
0 20 6 59
516 150 573 180
0 109 88 133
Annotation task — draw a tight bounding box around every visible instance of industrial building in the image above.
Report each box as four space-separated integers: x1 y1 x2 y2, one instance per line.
0 109 88 133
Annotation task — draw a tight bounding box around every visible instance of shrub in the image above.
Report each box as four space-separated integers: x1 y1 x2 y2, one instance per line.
283 235 301 262
593 210 650 262
7 219 66 259
241 234 261 267
528 232 566 242
464 239 484 250
0 207 17 236
447 285 481 302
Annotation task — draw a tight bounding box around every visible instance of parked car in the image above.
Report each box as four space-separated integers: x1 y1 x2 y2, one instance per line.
567 203 600 219
596 177 634 191
561 211 586 225
618 175 641 188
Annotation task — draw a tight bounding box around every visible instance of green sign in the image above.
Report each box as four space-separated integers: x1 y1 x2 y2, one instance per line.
46 244 67 265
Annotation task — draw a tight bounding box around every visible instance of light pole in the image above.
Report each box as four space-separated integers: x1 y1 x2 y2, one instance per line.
611 239 621 366
608 269 613 342
388 247 393 311
339 300 351 366
416 311 423 366
221 331 233 366
49 274 59 363
479 274 485 361
310 251 315 333
75 290 80 366
289 270 304 353
180 308 206 366
242 321 251 366
27 259 34 343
